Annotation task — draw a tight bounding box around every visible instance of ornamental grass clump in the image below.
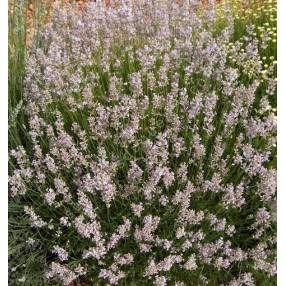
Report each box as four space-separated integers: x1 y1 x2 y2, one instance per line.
9 0 276 285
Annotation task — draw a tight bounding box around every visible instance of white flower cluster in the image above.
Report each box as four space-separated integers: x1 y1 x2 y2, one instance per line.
9 0 276 285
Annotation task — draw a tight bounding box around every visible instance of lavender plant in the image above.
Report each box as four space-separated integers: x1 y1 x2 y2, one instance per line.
9 1 55 285
9 0 277 285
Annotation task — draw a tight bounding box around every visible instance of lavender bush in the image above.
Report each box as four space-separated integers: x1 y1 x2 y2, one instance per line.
9 0 277 285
